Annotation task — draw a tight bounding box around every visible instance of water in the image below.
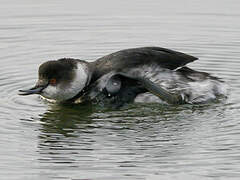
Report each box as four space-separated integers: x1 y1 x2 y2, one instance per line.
0 0 240 179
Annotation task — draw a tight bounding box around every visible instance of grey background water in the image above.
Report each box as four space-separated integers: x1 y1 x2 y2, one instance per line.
0 0 240 179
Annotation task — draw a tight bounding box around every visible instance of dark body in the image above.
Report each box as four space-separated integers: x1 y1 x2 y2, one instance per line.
80 47 223 108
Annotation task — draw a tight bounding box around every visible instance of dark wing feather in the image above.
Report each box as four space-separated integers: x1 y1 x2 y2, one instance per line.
91 47 197 80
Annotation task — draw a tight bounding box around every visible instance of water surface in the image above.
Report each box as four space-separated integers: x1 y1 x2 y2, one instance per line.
1 0 240 179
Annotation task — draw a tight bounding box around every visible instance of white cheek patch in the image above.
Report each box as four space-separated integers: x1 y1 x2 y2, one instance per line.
41 85 59 100
41 63 89 102
73 63 89 92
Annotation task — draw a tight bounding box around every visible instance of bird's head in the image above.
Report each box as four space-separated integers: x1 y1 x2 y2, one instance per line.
19 58 90 102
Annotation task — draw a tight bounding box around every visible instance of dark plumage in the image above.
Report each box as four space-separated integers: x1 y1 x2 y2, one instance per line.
19 47 227 107
38 58 78 83
90 47 197 82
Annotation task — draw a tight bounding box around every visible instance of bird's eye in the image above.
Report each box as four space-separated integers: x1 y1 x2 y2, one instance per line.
49 78 57 85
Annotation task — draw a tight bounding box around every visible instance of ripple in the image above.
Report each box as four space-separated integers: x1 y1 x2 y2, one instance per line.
1 0 240 179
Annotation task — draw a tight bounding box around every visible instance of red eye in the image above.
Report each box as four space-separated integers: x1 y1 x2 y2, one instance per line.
50 78 57 85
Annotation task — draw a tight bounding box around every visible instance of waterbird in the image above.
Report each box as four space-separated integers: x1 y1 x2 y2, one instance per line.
19 47 227 107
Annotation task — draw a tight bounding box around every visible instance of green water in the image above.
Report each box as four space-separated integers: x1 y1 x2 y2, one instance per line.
0 0 240 179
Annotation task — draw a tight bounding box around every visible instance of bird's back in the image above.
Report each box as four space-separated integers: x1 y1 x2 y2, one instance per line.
91 47 198 82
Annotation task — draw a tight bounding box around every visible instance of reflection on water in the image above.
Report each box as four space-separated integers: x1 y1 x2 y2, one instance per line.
39 104 94 137
1 0 240 179
34 102 234 179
